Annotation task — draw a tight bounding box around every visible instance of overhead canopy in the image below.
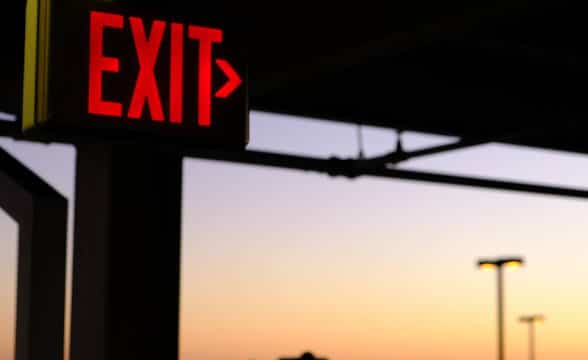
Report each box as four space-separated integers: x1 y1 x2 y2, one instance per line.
2 1 586 153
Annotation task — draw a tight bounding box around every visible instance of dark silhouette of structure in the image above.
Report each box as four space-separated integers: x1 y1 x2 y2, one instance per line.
0 148 67 360
3 3 588 199
279 351 328 360
0 2 585 360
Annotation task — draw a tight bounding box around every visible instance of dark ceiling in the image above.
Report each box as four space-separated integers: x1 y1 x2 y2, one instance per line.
3 1 587 154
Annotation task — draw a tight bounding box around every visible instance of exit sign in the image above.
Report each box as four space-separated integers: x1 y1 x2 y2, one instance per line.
23 1 248 148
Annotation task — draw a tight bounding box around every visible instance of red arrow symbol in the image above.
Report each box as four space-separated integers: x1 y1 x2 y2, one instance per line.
214 58 242 98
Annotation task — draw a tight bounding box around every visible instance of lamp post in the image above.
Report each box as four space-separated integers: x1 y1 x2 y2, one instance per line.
477 256 524 360
519 314 545 360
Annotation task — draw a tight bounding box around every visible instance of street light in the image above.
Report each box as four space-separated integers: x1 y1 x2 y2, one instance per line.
519 314 545 360
477 256 525 360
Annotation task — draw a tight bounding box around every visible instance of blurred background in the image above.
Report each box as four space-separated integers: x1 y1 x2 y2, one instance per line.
1 111 587 360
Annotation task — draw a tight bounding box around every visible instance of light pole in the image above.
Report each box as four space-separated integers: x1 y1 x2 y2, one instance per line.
477 256 524 360
519 314 545 360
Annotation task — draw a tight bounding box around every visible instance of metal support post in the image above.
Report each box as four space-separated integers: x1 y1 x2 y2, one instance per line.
70 143 182 360
0 147 67 360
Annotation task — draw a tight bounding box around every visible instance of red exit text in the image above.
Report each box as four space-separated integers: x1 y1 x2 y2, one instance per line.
88 10 242 127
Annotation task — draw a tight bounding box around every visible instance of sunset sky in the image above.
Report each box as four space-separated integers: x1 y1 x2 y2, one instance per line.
1 111 588 360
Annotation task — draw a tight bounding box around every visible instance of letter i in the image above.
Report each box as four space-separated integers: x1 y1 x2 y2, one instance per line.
170 23 184 124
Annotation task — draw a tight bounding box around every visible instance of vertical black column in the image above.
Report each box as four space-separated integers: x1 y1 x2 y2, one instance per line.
70 143 182 360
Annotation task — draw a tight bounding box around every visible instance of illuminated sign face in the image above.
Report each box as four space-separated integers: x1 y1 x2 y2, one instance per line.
23 1 248 148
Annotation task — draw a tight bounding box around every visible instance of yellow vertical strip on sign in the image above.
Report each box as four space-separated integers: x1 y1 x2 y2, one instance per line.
22 0 51 131
37 0 50 125
22 0 39 130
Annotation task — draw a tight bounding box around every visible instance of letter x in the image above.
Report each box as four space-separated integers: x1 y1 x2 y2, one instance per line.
128 17 166 121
